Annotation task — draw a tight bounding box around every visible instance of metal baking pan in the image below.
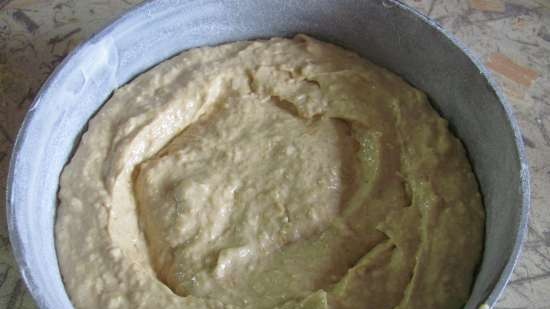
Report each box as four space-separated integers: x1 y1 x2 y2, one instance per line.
6 1 530 308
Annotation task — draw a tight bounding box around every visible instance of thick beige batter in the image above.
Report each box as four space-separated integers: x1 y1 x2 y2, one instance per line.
56 35 484 309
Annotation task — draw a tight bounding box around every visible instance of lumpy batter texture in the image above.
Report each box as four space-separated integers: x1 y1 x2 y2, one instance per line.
56 35 484 309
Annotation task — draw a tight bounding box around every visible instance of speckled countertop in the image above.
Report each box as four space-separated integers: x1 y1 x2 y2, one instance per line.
0 0 548 308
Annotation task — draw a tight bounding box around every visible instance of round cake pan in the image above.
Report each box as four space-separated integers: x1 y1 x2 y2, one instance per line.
7 1 530 308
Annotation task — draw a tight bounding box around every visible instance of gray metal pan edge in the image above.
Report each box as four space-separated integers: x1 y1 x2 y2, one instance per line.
6 1 530 308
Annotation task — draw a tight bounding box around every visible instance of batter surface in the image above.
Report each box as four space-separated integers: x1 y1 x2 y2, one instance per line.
56 35 484 309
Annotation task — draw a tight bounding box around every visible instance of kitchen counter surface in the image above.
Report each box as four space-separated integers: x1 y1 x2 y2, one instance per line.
0 0 548 308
